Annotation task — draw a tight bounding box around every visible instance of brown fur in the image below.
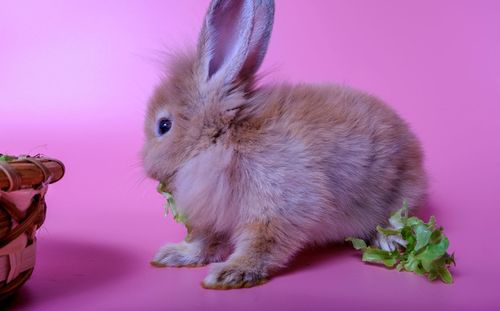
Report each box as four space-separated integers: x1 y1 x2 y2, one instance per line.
142 0 427 289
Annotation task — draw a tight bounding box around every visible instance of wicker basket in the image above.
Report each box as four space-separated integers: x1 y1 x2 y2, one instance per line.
0 155 65 299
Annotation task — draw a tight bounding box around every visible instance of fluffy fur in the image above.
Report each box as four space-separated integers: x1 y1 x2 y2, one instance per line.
142 0 427 289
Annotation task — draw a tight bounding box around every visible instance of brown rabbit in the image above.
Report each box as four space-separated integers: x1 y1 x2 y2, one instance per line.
142 0 427 289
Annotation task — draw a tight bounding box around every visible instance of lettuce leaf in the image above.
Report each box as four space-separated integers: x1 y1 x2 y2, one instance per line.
0 154 16 161
157 182 187 225
346 203 455 284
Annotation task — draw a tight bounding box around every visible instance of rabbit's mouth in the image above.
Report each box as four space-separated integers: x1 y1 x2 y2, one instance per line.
158 170 178 194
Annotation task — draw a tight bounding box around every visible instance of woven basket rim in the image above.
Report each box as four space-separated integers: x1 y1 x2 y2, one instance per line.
0 155 65 192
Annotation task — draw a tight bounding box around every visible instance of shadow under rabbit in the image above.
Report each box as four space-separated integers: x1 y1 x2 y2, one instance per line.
275 243 356 279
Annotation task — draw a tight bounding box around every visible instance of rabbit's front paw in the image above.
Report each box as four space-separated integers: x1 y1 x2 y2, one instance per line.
202 262 268 289
151 241 206 267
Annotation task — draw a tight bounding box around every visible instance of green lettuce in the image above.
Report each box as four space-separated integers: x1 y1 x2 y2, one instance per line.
157 182 187 225
346 202 455 284
0 154 16 161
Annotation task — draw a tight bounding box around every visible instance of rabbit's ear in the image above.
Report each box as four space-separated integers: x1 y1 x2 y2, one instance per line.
197 0 274 84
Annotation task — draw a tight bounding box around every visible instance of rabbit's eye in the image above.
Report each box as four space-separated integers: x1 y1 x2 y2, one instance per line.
157 118 172 136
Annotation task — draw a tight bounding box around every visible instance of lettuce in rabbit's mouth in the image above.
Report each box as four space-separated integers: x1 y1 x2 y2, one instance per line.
346 202 456 284
157 182 187 225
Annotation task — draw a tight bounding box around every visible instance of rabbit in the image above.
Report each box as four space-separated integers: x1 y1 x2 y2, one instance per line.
142 0 427 289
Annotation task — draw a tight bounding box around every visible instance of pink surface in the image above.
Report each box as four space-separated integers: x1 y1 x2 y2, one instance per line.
1 0 499 310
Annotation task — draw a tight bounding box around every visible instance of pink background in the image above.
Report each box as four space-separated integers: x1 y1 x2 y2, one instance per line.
2 0 500 310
